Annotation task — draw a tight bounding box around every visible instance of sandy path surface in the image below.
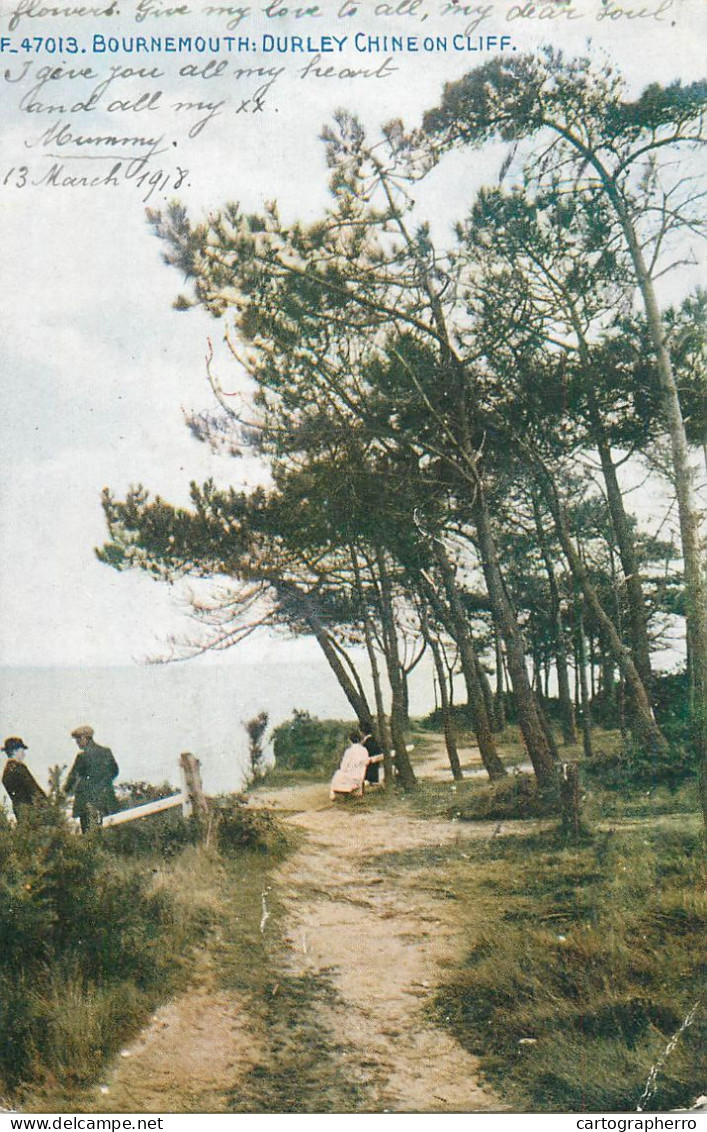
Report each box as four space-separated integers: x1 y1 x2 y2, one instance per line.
259 767 502 1110
93 988 263 1113
94 744 504 1113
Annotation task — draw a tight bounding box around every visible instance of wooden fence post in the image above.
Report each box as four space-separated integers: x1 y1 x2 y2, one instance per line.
179 752 209 840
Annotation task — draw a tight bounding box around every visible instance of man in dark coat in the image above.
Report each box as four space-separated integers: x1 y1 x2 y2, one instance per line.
2 737 46 819
65 725 119 833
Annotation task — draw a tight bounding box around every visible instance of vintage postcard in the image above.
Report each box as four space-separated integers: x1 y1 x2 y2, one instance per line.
0 0 705 1117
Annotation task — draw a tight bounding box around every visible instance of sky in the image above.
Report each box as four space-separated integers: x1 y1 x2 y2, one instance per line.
0 0 705 668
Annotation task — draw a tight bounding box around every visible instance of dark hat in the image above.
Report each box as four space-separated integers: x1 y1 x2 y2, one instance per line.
2 736 28 754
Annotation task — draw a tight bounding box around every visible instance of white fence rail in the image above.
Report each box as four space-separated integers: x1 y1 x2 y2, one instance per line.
101 792 186 828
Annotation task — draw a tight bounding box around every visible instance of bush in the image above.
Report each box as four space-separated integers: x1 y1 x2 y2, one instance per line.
103 780 195 859
0 803 207 1094
244 711 270 782
0 806 176 984
272 711 350 773
210 796 289 856
652 670 692 740
450 773 559 822
419 703 478 732
584 736 698 791
116 780 179 806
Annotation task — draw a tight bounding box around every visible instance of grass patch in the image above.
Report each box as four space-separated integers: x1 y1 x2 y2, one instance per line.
584 776 701 823
252 765 331 789
432 825 705 1112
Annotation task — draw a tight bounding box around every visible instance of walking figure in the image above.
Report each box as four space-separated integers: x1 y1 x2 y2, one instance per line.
66 725 119 833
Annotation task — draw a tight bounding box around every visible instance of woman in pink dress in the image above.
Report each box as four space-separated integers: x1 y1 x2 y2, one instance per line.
330 731 384 800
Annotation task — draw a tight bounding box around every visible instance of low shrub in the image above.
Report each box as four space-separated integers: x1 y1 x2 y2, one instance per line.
244 711 270 783
450 773 559 821
116 780 178 806
104 780 195 858
0 803 208 1095
652 670 694 746
272 711 350 774
584 736 698 791
419 703 477 732
210 796 289 856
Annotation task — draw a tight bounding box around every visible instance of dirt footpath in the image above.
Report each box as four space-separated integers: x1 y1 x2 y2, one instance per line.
95 745 503 1113
263 799 501 1108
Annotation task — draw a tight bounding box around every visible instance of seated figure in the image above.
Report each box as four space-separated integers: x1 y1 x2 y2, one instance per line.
330 731 384 800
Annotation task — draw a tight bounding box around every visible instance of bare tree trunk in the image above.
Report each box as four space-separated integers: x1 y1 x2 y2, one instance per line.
613 205 707 820
540 469 669 758
530 620 542 700
475 654 497 730
420 612 463 780
560 762 583 841
350 549 393 773
375 549 417 789
618 678 628 739
593 420 654 695
428 548 507 780
601 649 616 710
470 486 558 788
400 669 410 728
573 588 594 761
297 595 375 733
534 502 577 745
494 626 506 732
330 635 371 718
400 641 426 729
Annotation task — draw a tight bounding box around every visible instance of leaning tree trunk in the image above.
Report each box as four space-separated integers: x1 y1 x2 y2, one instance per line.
420 612 463 780
296 594 375 733
375 550 417 789
351 548 393 776
425 551 507 780
591 415 654 696
614 204 707 820
541 467 669 759
569 312 656 700
330 636 371 721
533 499 577 744
493 627 507 732
469 486 558 788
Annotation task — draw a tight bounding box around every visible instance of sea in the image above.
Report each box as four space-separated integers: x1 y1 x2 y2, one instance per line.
0 658 438 797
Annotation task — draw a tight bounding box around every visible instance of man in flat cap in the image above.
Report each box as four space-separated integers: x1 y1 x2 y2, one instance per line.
2 737 46 820
65 726 120 833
